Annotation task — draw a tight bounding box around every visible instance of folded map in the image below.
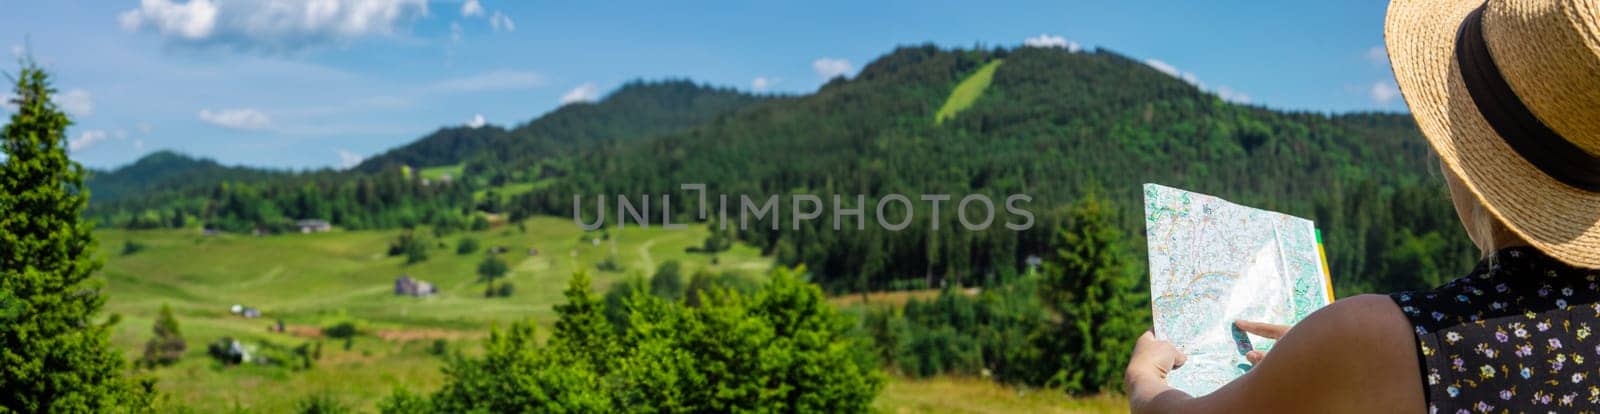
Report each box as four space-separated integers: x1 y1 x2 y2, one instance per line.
1142 183 1334 396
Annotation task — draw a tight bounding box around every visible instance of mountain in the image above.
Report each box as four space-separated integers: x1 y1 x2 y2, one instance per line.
87 150 289 204
85 44 1474 295
354 80 770 172
500 45 1471 294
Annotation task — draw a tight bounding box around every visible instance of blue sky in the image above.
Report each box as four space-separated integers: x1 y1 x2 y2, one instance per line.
0 0 1403 170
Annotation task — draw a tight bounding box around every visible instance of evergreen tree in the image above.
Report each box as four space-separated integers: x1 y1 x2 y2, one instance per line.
141 303 187 368
550 270 616 371
1041 194 1147 394
0 62 153 411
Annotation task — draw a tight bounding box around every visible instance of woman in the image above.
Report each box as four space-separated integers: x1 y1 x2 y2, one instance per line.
1125 0 1600 412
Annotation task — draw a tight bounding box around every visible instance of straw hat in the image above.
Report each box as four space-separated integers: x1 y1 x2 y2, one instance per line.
1386 0 1600 268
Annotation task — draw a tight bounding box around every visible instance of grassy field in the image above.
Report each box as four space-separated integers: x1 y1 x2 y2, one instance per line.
934 59 1004 125
98 216 1125 412
100 216 769 411
415 164 464 181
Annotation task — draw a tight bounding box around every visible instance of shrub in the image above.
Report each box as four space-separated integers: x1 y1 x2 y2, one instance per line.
140 304 186 368
455 237 479 255
121 240 146 256
323 321 359 339
294 393 351 414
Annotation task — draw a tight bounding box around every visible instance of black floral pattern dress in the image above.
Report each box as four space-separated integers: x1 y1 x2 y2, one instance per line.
1392 247 1600 413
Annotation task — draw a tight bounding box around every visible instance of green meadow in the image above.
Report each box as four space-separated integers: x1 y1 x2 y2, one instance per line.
98 217 1124 412
99 216 768 411
934 59 1003 124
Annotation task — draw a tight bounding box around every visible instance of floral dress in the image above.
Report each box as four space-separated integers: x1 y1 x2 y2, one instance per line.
1392 247 1600 413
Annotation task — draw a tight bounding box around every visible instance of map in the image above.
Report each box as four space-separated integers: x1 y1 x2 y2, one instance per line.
1142 184 1333 396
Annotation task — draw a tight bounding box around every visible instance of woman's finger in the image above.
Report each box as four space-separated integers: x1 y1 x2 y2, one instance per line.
1234 320 1290 339
1245 350 1266 365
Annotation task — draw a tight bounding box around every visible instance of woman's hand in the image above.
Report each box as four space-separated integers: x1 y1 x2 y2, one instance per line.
1125 330 1190 413
1126 330 1186 388
1233 320 1290 365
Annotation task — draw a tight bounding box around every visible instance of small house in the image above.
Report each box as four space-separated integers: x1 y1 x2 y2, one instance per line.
394 275 437 297
230 304 261 318
296 219 332 234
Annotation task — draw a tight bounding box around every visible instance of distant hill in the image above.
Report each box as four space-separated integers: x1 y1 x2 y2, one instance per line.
87 150 289 204
354 80 770 172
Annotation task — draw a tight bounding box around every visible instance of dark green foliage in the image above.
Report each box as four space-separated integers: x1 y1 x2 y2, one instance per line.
140 304 186 368
468 215 489 231
594 254 624 272
388 230 429 265
1040 194 1146 393
292 342 317 370
428 339 447 357
601 276 645 330
323 322 358 339
454 237 478 255
492 282 515 298
122 240 146 256
648 260 685 301
476 255 508 297
375 387 431 414
294 392 351 414
390 267 883 412
0 62 154 411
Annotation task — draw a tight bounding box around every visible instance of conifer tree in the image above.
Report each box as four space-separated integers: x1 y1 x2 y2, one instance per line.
1041 193 1148 394
0 61 152 411
141 303 186 367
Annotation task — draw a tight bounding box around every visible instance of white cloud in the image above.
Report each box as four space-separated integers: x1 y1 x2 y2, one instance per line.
1023 33 1081 52
812 58 852 79
1370 81 1401 104
136 122 154 134
1365 46 1388 65
198 108 271 130
336 149 364 169
559 82 600 104
56 89 93 118
134 139 146 150
69 130 109 152
8 44 22 59
1215 86 1251 104
430 70 543 93
460 0 484 17
467 113 486 128
1144 59 1201 86
450 21 463 43
751 76 776 92
119 0 429 52
1145 58 1259 104
489 11 514 32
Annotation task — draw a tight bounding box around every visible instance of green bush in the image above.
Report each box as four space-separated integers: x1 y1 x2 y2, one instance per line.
121 240 146 256
294 392 351 414
455 237 479 255
323 321 359 339
387 267 884 412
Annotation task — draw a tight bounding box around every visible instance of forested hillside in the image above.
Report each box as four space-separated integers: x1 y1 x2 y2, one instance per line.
89 45 1475 296
86 150 289 204
505 45 1475 295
